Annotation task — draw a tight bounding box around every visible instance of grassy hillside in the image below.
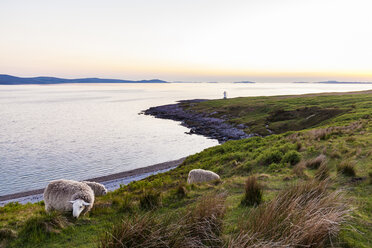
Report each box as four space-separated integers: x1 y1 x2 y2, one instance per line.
1 91 371 248
181 90 372 136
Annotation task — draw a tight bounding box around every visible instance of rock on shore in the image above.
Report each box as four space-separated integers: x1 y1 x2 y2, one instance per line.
143 99 255 143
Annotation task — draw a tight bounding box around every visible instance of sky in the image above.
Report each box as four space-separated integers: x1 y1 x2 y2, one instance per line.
0 0 372 83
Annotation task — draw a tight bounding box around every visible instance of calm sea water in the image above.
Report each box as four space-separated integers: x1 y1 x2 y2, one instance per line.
0 83 371 196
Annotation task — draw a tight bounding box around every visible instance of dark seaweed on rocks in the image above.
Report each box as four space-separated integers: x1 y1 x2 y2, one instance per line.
143 100 255 143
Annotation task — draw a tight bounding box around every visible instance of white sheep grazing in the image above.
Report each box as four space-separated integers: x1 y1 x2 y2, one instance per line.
187 169 221 184
43 179 94 218
82 181 107 196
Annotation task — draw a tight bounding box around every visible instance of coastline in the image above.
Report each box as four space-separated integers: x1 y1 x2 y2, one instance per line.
0 157 186 206
144 99 255 143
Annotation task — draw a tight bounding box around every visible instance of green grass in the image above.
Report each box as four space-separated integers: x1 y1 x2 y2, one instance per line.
1 90 372 247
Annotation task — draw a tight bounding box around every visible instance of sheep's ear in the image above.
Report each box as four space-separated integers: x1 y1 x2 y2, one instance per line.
69 200 76 204
82 201 91 206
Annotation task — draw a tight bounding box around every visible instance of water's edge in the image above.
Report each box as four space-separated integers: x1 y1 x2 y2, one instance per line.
0 157 186 206
143 99 255 143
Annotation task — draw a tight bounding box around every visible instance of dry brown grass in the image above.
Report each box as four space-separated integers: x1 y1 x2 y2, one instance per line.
181 193 227 247
99 193 227 248
228 180 350 248
293 161 307 178
315 163 330 181
306 121 367 141
305 154 326 169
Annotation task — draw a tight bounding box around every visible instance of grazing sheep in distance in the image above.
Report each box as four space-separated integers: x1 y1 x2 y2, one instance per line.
43 179 94 218
187 169 221 184
82 181 107 196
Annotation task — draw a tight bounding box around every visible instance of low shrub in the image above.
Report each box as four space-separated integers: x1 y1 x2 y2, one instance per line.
268 162 283 171
139 190 161 210
369 171 372 184
282 150 301 165
230 180 350 248
258 149 283 166
337 161 356 177
241 176 263 207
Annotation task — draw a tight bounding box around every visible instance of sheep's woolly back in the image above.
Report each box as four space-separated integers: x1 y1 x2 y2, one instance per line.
43 179 94 214
82 181 107 196
187 169 220 184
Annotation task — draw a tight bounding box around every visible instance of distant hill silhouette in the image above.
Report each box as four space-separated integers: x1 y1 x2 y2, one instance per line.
294 80 372 84
0 74 168 85
316 80 372 84
233 81 256 84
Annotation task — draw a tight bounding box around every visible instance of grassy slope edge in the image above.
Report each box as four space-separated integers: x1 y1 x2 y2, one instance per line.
1 91 371 248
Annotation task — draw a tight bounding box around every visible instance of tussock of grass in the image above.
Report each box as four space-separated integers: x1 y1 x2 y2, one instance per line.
337 161 356 177
241 176 263 207
305 154 326 169
230 180 350 248
99 193 227 248
139 189 161 210
117 193 134 213
181 193 227 247
315 163 330 181
14 211 71 245
175 183 187 199
98 214 174 248
293 161 307 178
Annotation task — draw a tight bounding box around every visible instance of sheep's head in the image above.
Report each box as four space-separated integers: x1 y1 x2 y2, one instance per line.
69 199 91 218
101 188 108 195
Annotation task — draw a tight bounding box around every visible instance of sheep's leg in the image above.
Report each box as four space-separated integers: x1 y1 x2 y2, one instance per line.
45 203 53 212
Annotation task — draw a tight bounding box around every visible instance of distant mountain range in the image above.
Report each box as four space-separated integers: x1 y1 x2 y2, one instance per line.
233 81 256 84
0 74 168 85
294 81 372 84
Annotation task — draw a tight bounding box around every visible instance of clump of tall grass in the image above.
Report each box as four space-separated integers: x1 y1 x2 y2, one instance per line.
337 161 356 177
139 189 161 210
181 193 227 247
0 227 17 240
293 161 307 178
315 163 330 181
229 180 350 248
175 183 187 199
118 193 134 213
99 193 226 248
98 214 175 248
15 211 70 245
305 154 326 169
241 176 263 207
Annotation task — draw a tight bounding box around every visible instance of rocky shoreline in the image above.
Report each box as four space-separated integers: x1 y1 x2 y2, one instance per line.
143 99 255 143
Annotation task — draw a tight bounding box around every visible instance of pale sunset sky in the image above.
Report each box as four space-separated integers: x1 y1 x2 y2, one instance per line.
0 0 371 82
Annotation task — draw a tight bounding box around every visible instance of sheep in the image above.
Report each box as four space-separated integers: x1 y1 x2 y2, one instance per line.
82 181 107 196
43 179 94 218
187 169 221 184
